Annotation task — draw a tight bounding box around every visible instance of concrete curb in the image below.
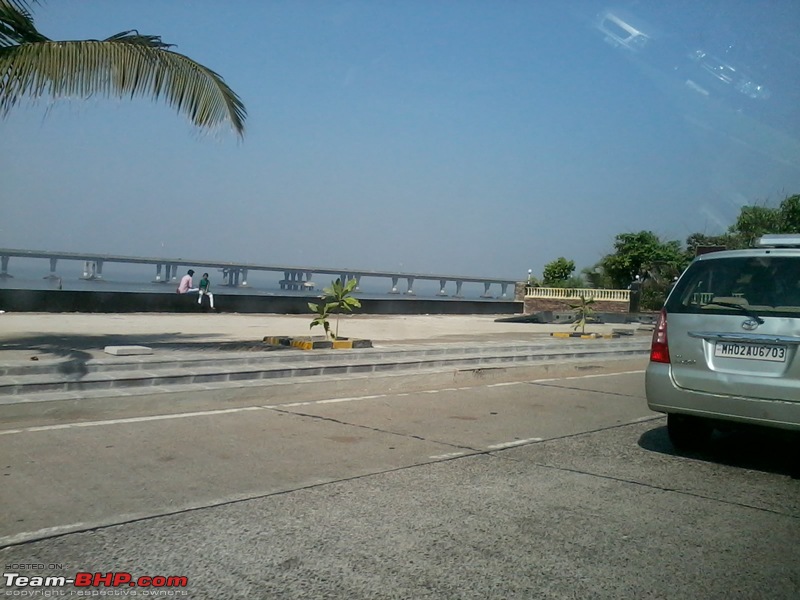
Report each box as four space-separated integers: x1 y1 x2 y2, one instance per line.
0 338 651 405
262 336 374 350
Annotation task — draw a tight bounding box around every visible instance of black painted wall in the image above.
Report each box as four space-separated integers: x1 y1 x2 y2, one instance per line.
0 289 522 316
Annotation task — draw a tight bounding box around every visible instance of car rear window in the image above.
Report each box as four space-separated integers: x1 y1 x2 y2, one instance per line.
666 255 800 317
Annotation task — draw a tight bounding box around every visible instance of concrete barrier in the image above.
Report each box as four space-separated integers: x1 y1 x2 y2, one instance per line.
0 289 522 316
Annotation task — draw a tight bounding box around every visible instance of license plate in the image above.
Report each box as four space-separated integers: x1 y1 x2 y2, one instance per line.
714 342 787 362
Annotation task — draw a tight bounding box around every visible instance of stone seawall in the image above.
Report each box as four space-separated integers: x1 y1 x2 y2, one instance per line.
523 298 629 315
0 289 523 316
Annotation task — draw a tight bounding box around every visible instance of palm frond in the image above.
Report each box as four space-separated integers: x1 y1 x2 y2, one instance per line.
0 30 246 135
0 0 47 47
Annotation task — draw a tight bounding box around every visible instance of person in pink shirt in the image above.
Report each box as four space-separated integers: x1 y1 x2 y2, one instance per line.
177 269 199 295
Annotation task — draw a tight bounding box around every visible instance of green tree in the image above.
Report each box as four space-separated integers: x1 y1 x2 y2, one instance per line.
563 275 585 289
0 0 246 136
542 257 575 287
569 295 595 334
600 231 687 289
581 264 613 289
730 204 781 246
308 278 361 340
687 194 800 255
308 299 334 340
684 232 746 256
777 194 800 232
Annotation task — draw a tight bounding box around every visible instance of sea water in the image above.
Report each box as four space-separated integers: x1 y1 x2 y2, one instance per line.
0 259 509 301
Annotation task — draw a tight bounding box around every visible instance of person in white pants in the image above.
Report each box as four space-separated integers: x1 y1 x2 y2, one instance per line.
198 272 215 309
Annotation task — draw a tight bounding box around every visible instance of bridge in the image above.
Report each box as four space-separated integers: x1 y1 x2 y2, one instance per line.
0 248 518 298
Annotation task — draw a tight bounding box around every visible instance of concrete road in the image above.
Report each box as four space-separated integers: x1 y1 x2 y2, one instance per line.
1 359 798 599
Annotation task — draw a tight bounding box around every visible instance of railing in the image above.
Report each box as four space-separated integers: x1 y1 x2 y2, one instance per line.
525 287 631 302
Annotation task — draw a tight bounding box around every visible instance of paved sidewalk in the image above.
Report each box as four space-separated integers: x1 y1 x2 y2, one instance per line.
0 312 650 361
0 313 652 416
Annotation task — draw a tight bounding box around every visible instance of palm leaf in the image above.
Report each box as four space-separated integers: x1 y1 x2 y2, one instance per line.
0 1 45 48
0 5 245 136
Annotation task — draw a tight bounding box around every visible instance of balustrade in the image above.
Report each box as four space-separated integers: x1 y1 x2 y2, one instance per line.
525 287 630 302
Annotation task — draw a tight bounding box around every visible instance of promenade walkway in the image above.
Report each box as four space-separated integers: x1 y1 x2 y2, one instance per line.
0 313 646 359
0 313 652 417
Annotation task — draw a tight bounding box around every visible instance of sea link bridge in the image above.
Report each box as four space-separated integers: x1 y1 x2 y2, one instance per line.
0 248 517 298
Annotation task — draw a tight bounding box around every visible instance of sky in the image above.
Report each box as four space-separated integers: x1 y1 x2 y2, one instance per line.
2 0 800 282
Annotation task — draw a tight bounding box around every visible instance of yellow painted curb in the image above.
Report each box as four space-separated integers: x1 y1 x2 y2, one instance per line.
549 332 619 339
263 336 372 350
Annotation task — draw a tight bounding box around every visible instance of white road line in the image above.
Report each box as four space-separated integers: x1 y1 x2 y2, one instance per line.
1 394 400 435
532 369 644 384
0 406 265 435
0 371 646 436
283 394 388 408
487 437 543 450
428 452 467 460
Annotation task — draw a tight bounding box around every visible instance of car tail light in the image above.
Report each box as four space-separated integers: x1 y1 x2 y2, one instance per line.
650 308 670 363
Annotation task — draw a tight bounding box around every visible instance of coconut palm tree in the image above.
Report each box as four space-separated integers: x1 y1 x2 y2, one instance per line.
0 0 245 136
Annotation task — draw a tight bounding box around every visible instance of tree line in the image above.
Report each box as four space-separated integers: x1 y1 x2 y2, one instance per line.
533 194 800 310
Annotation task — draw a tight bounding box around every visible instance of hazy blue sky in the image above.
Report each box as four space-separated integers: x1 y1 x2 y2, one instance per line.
2 0 799 281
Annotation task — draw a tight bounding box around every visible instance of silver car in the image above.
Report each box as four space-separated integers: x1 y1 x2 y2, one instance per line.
646 234 800 449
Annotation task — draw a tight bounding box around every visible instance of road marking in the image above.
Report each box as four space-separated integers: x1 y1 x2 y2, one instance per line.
428 452 467 460
0 370 647 436
531 369 644 384
0 406 265 435
283 394 388 407
487 437 543 450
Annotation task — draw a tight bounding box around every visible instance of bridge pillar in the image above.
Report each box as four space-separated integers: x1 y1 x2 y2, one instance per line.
241 269 248 287
168 264 178 281
81 261 100 280
481 282 493 298
153 264 164 283
0 256 11 279
500 283 509 298
454 280 464 298
281 270 306 290
222 268 240 287
389 277 400 294
405 277 416 295
43 257 59 280
301 272 315 292
437 279 448 296
353 274 361 292
96 260 104 279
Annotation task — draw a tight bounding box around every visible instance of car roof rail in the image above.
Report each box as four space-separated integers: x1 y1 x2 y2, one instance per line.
755 234 800 248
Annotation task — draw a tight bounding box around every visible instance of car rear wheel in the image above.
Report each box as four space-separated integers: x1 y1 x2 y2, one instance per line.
667 413 713 451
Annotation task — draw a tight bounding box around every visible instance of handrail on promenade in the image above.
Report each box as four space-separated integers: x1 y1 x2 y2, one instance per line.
525 287 630 302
